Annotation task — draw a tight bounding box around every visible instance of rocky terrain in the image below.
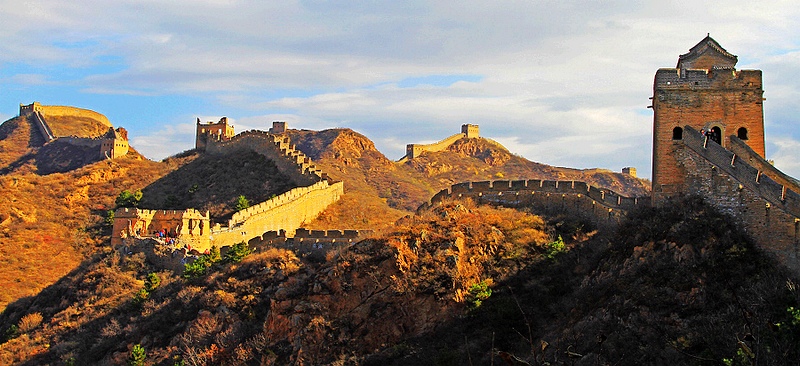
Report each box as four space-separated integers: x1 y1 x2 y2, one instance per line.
4 108 796 365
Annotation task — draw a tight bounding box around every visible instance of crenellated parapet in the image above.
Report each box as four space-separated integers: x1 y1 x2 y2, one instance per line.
672 126 800 272
209 180 344 247
111 207 210 248
205 129 328 186
399 124 480 161
427 179 650 228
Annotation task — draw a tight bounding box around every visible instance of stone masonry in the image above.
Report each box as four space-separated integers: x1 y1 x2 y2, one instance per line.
650 36 765 201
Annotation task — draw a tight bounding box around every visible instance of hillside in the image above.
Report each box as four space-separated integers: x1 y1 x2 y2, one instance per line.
0 111 184 311
0 113 143 175
138 151 298 220
290 128 649 230
1 196 797 365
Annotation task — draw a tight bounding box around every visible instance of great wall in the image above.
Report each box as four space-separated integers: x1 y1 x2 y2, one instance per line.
111 119 347 261
426 179 650 229
16 36 800 275
18 102 130 159
398 123 480 162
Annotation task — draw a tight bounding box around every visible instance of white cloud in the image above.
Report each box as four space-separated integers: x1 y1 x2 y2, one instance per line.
129 122 196 160
3 0 800 181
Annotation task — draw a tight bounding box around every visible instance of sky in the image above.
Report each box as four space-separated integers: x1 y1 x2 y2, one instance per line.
2 1 800 180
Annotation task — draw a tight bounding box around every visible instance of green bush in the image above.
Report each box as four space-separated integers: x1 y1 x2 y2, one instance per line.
225 242 251 263
132 288 149 305
183 248 222 279
128 344 146 366
104 209 115 225
466 280 493 310
116 190 143 208
545 235 565 259
3 324 19 342
144 273 160 292
235 195 250 211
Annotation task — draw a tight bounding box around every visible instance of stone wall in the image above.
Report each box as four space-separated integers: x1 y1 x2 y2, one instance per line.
29 111 55 142
400 124 482 161
210 180 344 247
651 65 765 199
20 102 112 127
111 207 211 249
427 179 650 229
673 126 800 272
248 228 374 259
205 130 325 186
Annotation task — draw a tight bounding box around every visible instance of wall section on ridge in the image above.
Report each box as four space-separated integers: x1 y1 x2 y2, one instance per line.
427 179 650 229
674 126 800 272
210 181 344 247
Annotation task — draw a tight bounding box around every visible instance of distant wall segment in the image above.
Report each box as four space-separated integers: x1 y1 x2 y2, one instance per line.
427 179 650 229
400 124 480 161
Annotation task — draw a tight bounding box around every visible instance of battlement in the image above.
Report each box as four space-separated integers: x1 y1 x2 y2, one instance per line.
227 181 337 227
427 179 649 228
269 121 287 134
19 102 42 116
401 124 480 161
196 117 235 150
205 129 327 185
654 68 762 90
111 207 210 248
622 167 637 177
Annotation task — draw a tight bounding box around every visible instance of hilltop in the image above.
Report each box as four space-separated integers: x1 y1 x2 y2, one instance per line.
0 108 651 312
290 127 649 229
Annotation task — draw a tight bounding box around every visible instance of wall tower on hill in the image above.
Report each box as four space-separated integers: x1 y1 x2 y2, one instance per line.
196 117 235 150
650 36 766 201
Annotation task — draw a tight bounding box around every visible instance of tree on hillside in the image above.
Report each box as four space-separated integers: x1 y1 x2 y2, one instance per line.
234 195 250 211
115 190 143 208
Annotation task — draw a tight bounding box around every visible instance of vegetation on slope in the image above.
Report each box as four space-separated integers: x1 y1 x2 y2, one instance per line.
0 199 563 365
138 150 297 220
44 115 112 139
369 196 800 365
0 155 174 311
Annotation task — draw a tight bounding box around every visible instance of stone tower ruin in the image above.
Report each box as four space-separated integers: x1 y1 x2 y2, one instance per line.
650 36 766 201
196 117 235 150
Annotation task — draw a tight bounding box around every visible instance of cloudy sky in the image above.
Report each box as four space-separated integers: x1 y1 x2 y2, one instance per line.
2 1 799 180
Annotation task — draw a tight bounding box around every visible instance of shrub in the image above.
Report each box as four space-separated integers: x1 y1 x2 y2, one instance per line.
144 273 161 292
184 249 222 279
132 288 149 306
17 312 43 333
3 325 19 342
224 242 251 263
104 209 115 225
544 235 566 259
466 280 493 310
128 344 146 366
234 195 250 211
116 190 143 208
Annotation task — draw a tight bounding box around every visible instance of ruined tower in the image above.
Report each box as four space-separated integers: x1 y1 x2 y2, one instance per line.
196 117 235 150
650 36 765 201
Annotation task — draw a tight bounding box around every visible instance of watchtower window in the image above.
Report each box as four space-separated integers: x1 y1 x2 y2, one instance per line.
710 126 722 145
672 127 683 140
737 127 748 140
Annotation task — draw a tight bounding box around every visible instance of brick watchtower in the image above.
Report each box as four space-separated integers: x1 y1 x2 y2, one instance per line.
196 117 235 150
650 36 766 202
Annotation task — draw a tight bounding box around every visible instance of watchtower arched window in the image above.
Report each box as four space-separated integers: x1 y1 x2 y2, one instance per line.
737 127 749 140
710 126 722 145
672 127 683 140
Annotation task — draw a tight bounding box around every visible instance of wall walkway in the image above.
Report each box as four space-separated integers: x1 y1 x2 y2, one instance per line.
426 179 650 229
676 126 800 272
